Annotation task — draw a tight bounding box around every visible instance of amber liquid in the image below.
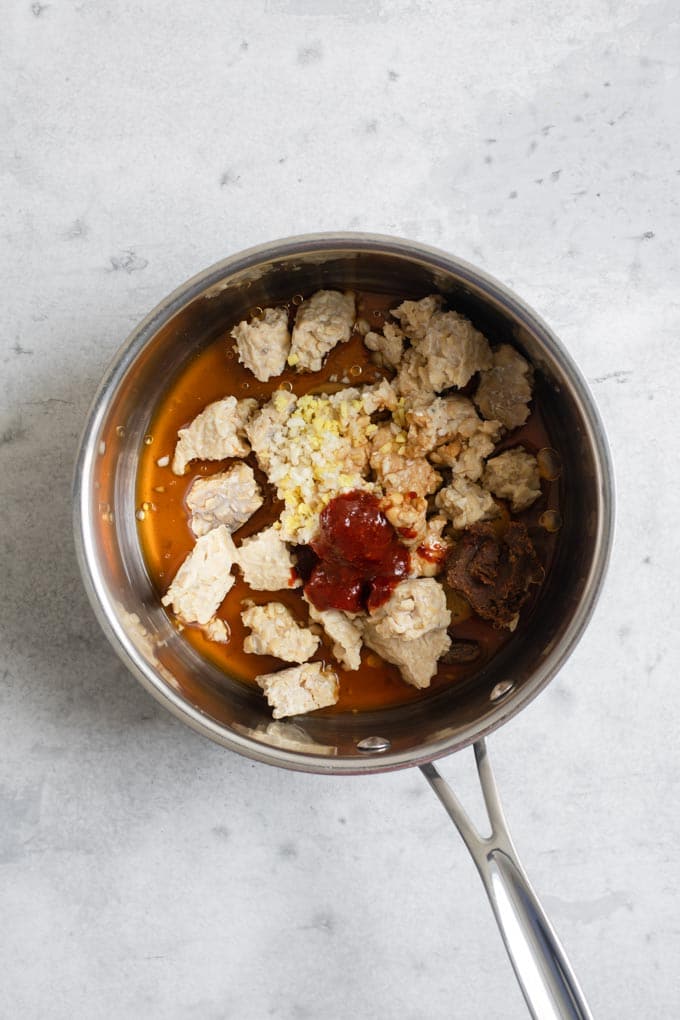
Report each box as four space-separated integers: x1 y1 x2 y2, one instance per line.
137 291 560 713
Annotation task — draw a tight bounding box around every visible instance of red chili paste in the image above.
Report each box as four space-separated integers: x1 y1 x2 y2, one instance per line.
303 490 410 613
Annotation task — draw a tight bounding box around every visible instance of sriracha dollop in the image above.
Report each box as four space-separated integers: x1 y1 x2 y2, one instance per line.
304 490 410 613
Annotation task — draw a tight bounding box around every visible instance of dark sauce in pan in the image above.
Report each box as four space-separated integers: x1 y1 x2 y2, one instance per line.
136 291 561 713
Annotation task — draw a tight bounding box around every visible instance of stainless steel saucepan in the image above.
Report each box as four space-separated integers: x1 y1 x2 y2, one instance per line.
73 234 614 1020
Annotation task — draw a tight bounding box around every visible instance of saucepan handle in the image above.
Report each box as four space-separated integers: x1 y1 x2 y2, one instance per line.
420 740 593 1020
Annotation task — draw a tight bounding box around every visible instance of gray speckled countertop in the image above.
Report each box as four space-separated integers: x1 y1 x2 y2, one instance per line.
2 3 679 1018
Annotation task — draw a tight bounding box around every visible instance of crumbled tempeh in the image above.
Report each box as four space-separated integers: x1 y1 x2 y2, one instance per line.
435 477 499 530
306 603 363 671
241 601 319 663
203 618 230 643
366 578 450 641
256 662 339 719
369 423 441 497
172 396 257 475
288 290 356 372
364 322 405 370
405 394 502 481
162 526 238 625
245 389 298 473
231 306 291 382
186 462 263 537
361 578 451 689
362 628 452 690
475 344 533 429
482 447 542 512
396 310 493 398
236 525 301 591
360 377 400 415
390 295 443 341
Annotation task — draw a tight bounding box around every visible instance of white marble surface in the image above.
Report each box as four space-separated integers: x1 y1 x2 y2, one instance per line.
2 2 678 1017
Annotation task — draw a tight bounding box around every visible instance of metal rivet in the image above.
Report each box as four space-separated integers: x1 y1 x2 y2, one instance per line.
356 736 391 753
490 680 515 702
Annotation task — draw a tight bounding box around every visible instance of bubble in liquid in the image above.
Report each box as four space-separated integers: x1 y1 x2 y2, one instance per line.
371 309 383 321
241 381 251 391
281 380 294 392
98 502 110 514
252 306 264 317
98 441 106 456
144 434 153 446
292 293 304 306
153 485 166 493
116 425 126 438
142 501 155 512
537 447 562 481
350 365 363 377
136 509 146 521
539 509 562 533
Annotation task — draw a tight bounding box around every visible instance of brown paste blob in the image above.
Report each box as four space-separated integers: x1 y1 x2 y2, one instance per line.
444 521 544 627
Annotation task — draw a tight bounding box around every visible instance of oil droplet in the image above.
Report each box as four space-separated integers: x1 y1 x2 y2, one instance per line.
144 434 153 446
539 509 562 533
116 425 126 438
136 509 146 521
292 293 304 306
537 447 562 481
